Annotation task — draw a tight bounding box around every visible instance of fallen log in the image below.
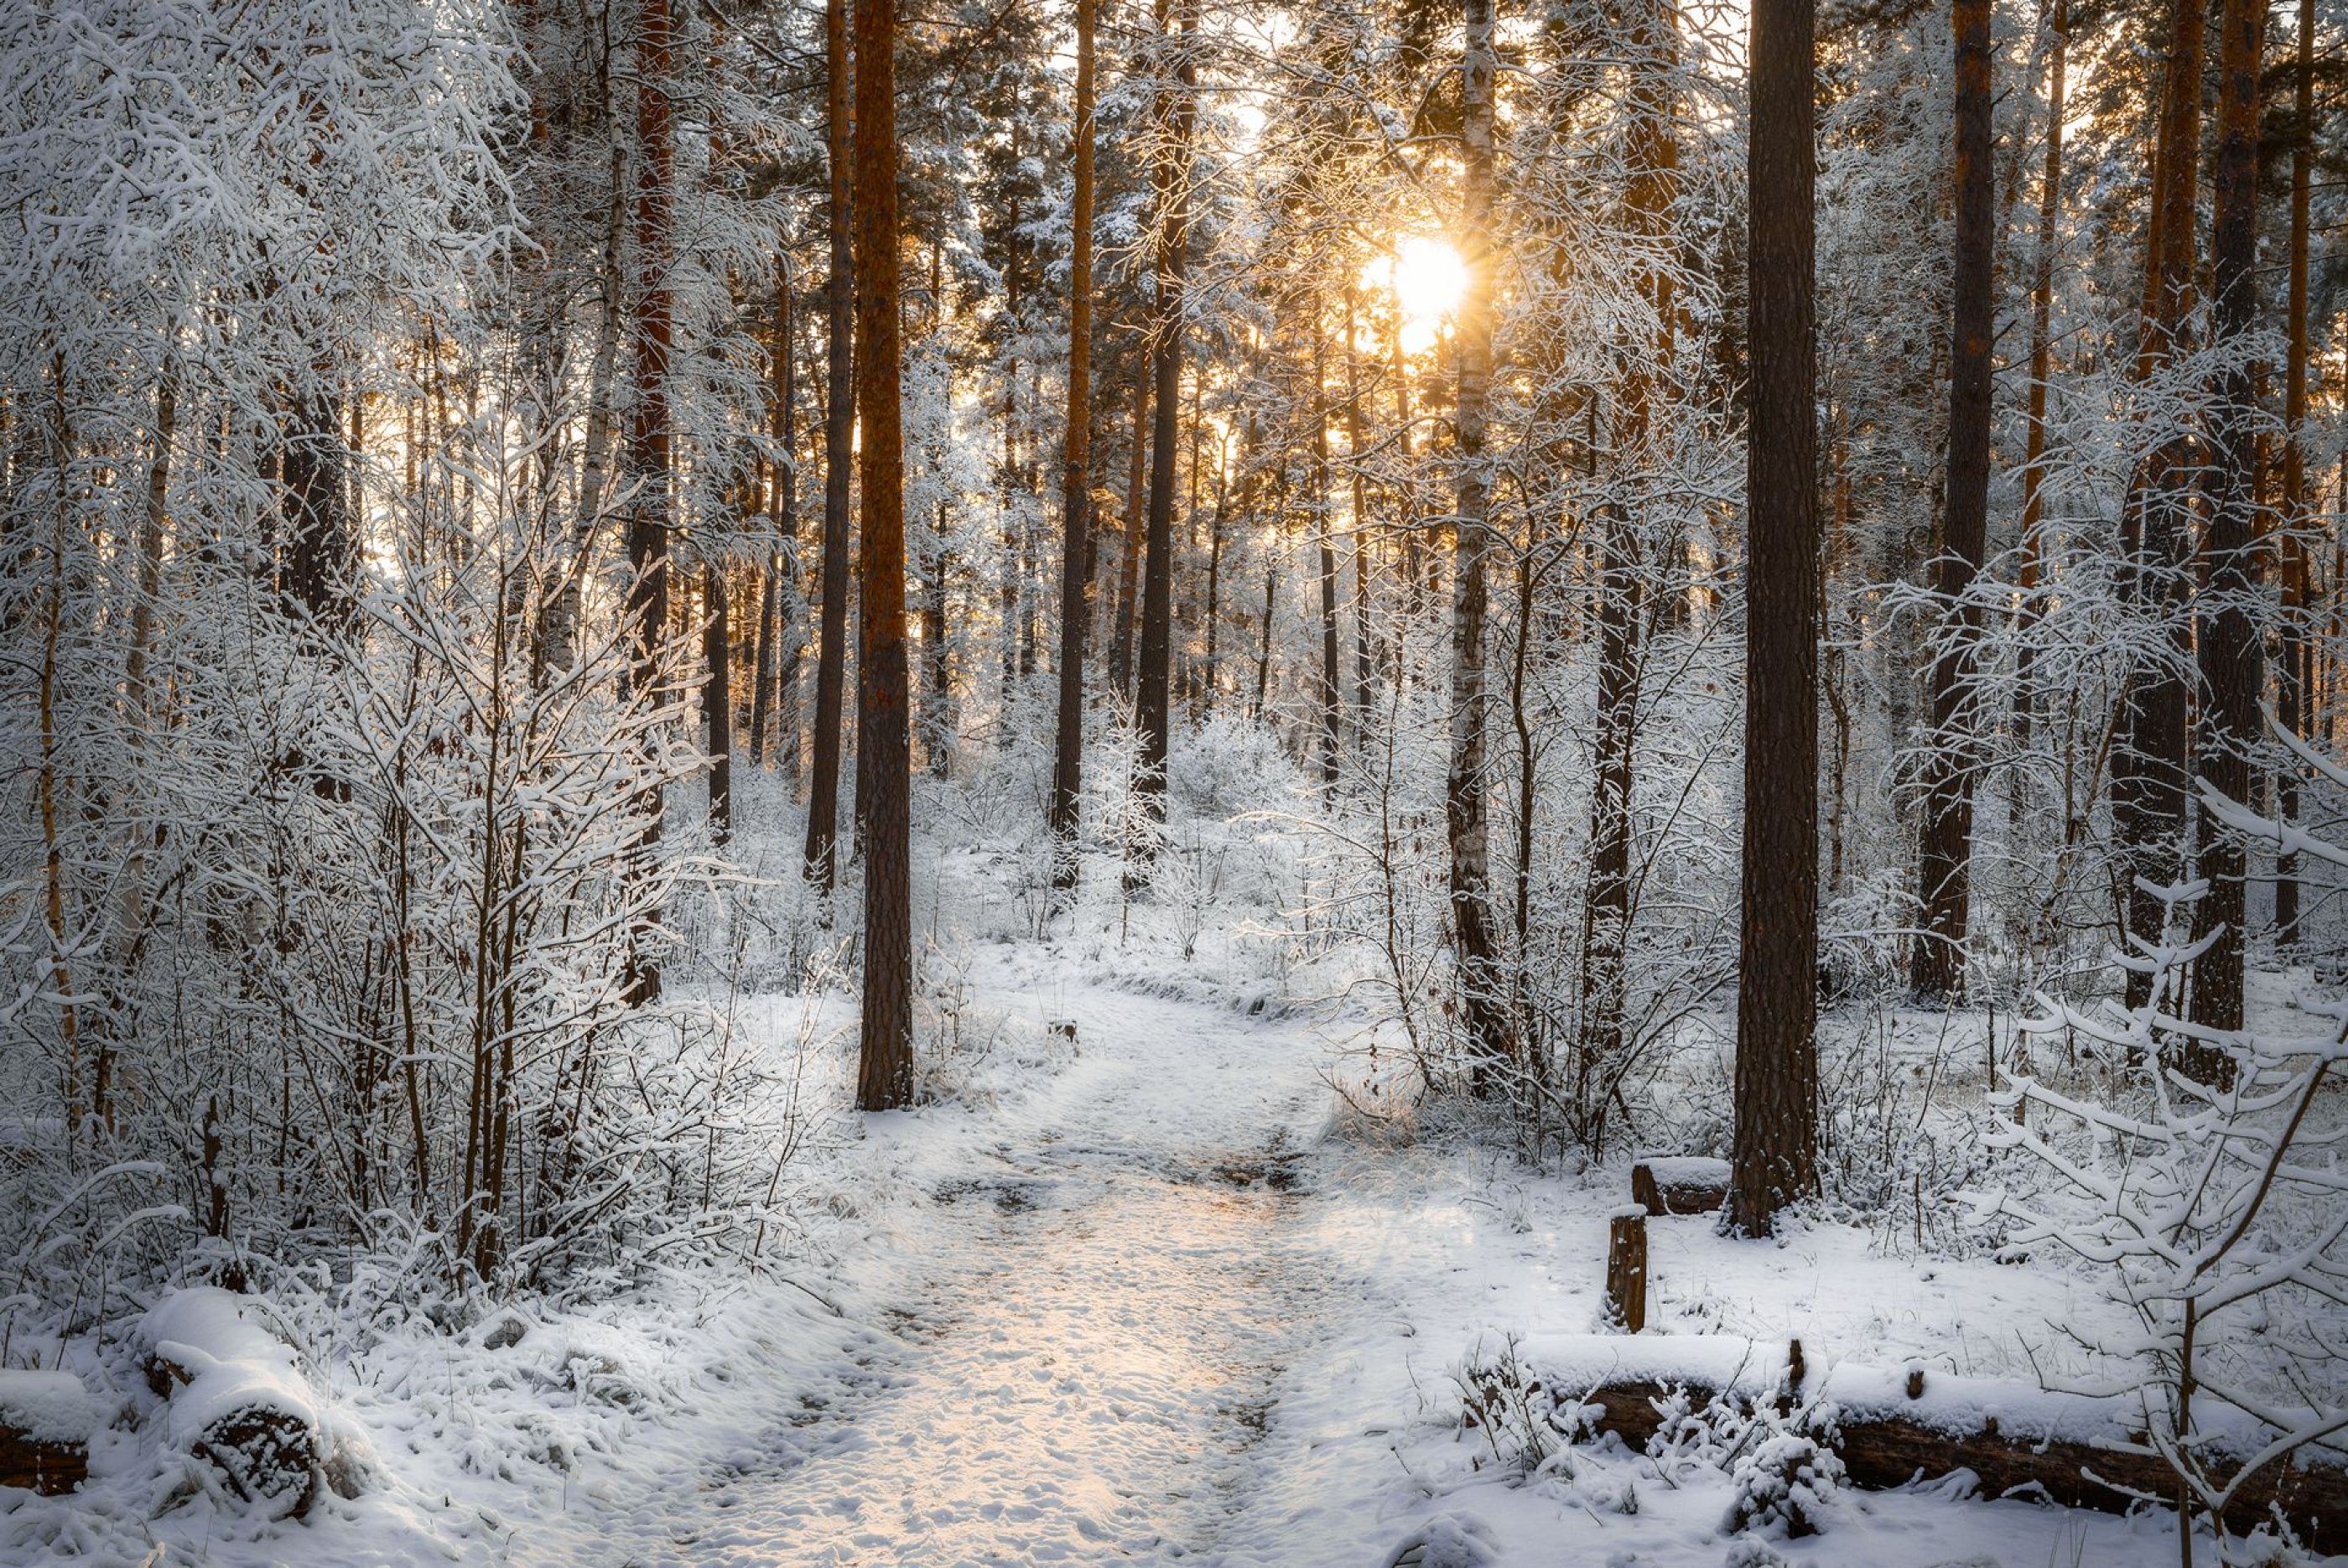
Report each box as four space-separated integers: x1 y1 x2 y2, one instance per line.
1630 1156 1729 1217
0 1370 105 1494
1516 1334 2348 1551
140 1288 321 1519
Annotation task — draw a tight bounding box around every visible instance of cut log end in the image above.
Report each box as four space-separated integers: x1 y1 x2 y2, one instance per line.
0 1370 102 1496
194 1406 317 1517
0 1431 86 1495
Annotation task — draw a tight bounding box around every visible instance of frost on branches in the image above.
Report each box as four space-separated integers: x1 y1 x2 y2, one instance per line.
1977 743 2348 1556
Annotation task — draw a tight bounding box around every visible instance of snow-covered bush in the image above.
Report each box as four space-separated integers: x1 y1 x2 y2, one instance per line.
1382 1511 1501 1568
1456 1333 1582 1475
1169 710 1304 820
1723 1428 1847 1539
1812 1005 1990 1249
1977 751 2348 1555
1638 1378 1843 1518
1817 874 1910 1010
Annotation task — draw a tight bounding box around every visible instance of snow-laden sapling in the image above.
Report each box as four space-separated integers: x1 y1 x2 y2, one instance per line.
1977 790 2348 1565
1629 1379 1846 1539
1722 1426 1847 1539
1456 1333 1577 1476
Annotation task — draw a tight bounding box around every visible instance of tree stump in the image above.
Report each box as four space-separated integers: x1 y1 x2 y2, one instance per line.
1631 1156 1731 1216
1605 1206 1649 1332
0 1371 102 1494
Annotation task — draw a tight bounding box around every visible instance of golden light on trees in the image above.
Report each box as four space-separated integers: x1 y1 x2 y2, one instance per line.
1368 235 1467 354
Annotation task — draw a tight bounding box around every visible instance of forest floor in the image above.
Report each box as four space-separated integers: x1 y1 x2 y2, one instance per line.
8 940 2316 1567
626 949 2224 1568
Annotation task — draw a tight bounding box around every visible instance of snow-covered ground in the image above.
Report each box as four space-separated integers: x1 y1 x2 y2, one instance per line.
5 941 2326 1566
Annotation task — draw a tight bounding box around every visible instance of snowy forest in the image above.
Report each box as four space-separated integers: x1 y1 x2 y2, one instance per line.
2 0 2347 1560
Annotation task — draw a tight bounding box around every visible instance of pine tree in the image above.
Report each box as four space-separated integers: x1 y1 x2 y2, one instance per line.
853 0 914 1110
1448 0 1515 1085
806 0 855 895
1048 0 1098 896
1128 0 1197 880
1910 0 1997 1003
1729 0 1821 1234
2190 0 2268 1037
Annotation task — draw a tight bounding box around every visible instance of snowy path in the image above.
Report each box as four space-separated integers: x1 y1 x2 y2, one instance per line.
682 983 1340 1566
642 974 2188 1568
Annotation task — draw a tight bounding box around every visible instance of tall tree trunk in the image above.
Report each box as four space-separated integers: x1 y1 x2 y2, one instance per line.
2276 0 2316 950
925 534 952 773
852 0 913 1110
1128 0 1195 875
2112 0 2205 1012
127 348 174 729
281 388 356 636
2190 0 2267 1039
119 343 178 949
924 519 952 773
1343 288 1375 727
1255 496 1281 722
704 563 733 841
806 0 855 893
1392 310 1425 613
1023 357 1043 680
1315 313 1343 790
39 365 83 1129
1201 428 1233 714
546 150 631 679
2013 0 2065 761
621 0 675 1007
751 273 796 768
1209 420 1248 713
1580 0 1677 1110
1449 0 1515 1086
1730 0 1821 1233
922 246 953 775
1113 369 1149 696
750 559 778 763
1911 0 1996 1002
1049 0 1097 895
1000 167 1025 707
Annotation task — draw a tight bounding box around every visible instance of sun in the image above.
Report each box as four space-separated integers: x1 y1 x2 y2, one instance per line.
1382 236 1468 353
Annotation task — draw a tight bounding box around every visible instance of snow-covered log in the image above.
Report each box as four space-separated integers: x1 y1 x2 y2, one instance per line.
140 1289 321 1517
0 1370 106 1493
1524 1335 2348 1549
1629 1156 1729 1217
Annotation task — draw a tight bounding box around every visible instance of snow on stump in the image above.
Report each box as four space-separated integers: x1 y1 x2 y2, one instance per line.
140 1288 321 1519
1629 1155 1729 1217
1603 1206 1648 1332
0 1370 106 1494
